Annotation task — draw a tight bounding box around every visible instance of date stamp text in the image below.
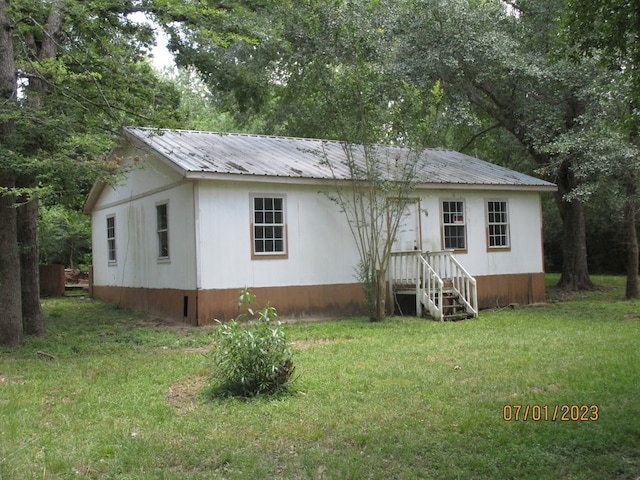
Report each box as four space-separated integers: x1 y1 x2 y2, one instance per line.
503 404 599 422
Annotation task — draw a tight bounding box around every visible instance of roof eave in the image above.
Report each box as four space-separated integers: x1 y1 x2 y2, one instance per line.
82 179 106 214
416 182 558 192
184 171 334 185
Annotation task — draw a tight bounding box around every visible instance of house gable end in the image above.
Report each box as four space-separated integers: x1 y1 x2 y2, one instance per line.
86 137 187 213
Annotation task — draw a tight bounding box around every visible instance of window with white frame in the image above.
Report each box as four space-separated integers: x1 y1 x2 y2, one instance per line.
106 215 116 263
156 202 169 259
442 200 466 250
487 200 510 248
252 196 287 256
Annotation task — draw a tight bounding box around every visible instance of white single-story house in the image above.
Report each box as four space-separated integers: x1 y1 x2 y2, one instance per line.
83 127 556 324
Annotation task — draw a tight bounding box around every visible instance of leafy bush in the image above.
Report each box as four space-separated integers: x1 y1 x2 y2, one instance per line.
208 289 295 398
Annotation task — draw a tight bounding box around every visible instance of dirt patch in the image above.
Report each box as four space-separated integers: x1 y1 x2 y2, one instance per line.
0 372 25 385
166 374 207 415
278 315 345 325
158 345 213 354
528 383 563 394
544 284 608 303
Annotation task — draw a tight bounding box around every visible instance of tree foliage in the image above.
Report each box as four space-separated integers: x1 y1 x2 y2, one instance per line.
167 66 264 132
155 0 278 123
562 0 640 79
38 204 91 268
560 0 640 298
0 0 184 345
394 0 606 291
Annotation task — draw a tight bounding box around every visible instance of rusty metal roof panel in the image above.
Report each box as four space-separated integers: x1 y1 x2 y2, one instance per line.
123 127 556 189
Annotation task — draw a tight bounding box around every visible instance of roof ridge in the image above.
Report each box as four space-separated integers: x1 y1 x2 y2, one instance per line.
125 126 336 143
124 126 422 151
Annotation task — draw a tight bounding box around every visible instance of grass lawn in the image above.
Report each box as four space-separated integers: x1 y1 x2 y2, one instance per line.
1 275 639 479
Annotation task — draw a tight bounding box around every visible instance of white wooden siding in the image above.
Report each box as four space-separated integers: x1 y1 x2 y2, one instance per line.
91 153 197 290
195 183 545 291
417 190 544 276
195 181 360 289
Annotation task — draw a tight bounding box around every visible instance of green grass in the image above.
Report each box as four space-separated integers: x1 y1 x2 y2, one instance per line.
1 276 639 479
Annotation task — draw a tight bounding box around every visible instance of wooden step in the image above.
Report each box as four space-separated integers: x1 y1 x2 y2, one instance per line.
442 304 466 312
443 312 474 321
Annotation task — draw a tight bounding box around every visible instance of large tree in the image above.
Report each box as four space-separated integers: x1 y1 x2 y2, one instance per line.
0 0 182 346
397 0 602 291
0 0 23 346
561 0 640 298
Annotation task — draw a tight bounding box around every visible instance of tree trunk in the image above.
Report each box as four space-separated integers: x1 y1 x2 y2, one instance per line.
13 1 65 336
553 162 596 291
18 192 45 335
556 199 594 291
371 268 387 322
623 179 639 299
0 175 24 346
0 1 24 346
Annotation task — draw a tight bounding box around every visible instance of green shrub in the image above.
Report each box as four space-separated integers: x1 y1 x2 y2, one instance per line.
208 289 295 398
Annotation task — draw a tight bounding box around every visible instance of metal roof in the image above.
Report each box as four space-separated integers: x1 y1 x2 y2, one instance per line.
124 126 556 190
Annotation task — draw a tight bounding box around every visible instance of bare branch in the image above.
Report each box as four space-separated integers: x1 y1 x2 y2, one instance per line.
458 122 501 152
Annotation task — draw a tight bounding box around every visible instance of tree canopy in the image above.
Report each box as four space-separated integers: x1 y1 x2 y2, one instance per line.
0 0 184 345
560 0 640 298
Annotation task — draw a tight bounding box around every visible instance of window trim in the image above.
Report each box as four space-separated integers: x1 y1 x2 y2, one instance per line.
440 199 467 253
250 194 288 260
485 199 511 251
156 201 170 262
106 214 117 265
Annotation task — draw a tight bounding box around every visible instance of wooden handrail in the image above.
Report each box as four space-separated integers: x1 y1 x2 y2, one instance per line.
389 250 478 320
418 254 444 320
